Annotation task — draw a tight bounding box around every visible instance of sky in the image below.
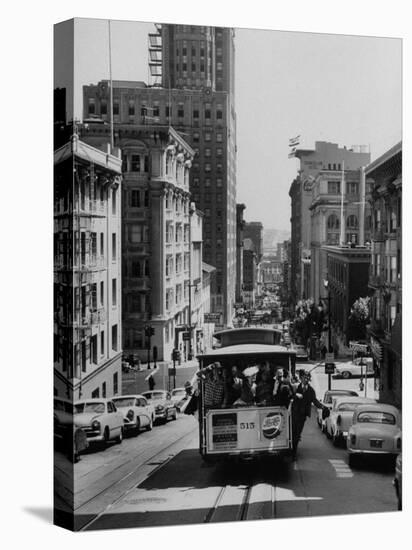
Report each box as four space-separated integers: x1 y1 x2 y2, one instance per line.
55 18 402 232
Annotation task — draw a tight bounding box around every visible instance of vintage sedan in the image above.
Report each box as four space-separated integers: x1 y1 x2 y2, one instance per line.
112 395 155 434
325 396 377 446
347 404 401 468
170 387 188 410
74 398 124 445
334 357 374 379
316 389 359 432
141 390 177 423
54 397 88 462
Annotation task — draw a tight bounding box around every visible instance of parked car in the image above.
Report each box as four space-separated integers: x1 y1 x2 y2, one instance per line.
292 344 308 360
112 394 154 434
347 403 401 468
141 390 177 423
334 357 374 379
393 453 402 510
74 398 124 445
316 389 359 432
170 387 187 410
324 396 377 446
54 397 88 462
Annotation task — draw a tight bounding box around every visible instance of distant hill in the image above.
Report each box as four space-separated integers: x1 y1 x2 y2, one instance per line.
263 228 290 251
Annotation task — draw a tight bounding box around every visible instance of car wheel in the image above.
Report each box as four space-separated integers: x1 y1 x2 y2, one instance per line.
146 416 153 431
342 371 351 379
103 426 110 446
134 418 140 436
116 427 123 444
172 408 177 420
332 433 340 447
326 427 332 439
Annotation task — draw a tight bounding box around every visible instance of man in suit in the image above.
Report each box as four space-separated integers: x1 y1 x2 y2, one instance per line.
291 371 326 459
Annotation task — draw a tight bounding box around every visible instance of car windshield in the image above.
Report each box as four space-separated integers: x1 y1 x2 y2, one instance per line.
357 411 396 424
144 392 165 400
172 389 185 397
74 402 105 414
337 403 359 412
112 398 135 407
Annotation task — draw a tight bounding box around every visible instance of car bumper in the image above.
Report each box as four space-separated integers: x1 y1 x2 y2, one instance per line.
123 419 138 431
154 410 167 419
347 448 399 456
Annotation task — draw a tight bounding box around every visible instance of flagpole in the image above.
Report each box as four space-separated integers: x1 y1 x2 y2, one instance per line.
339 161 345 246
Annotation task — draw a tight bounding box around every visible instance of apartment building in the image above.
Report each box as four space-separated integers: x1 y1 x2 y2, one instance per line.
54 135 122 400
366 142 402 408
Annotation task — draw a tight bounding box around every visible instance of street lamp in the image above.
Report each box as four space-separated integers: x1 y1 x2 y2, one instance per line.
323 279 333 391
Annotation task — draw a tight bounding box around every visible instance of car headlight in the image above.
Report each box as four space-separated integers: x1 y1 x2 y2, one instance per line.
127 409 134 421
91 420 101 431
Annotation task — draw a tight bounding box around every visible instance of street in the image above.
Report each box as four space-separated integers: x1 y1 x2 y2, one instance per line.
54 361 397 531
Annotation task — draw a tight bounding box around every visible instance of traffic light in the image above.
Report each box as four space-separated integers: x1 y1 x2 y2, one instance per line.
172 349 180 362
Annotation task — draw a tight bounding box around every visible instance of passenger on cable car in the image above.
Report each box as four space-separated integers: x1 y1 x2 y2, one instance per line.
273 368 294 407
201 362 225 410
255 369 275 406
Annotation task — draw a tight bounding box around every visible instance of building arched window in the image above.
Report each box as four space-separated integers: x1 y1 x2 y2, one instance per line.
327 214 340 229
347 215 358 229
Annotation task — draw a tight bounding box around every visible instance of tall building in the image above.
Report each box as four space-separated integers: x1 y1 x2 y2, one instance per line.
54 135 123 400
242 239 257 308
235 203 246 303
244 222 263 262
83 23 237 326
80 123 195 363
366 142 402 408
289 141 371 305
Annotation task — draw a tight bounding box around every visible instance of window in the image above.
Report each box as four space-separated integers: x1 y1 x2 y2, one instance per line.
327 214 340 229
100 233 104 256
182 63 187 72
205 108 211 119
144 190 149 207
205 133 211 142
129 225 145 243
347 215 358 229
113 372 118 395
328 181 340 194
165 105 172 118
131 190 140 207
112 324 118 351
347 182 359 195
91 232 97 258
140 104 147 116
131 155 141 172
88 98 96 114
100 281 104 306
112 278 117 306
217 178 223 187
153 105 159 117
101 330 105 355
191 62 196 72
100 99 107 115
112 189 116 215
91 335 98 364
205 178 211 187
205 148 211 157
200 63 205 72
112 233 116 260
205 163 211 172
390 256 397 283
178 104 184 117
390 210 397 232
216 105 223 119
193 109 199 119
217 147 223 156
191 46 196 57
216 133 223 142
91 283 97 310
81 340 87 372
102 382 106 398
113 99 119 115
91 388 100 398
128 99 135 116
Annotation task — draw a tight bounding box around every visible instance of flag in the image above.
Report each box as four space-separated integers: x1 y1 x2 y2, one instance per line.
289 135 300 147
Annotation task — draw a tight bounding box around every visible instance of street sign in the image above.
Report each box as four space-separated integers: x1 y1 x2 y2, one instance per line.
183 332 191 341
325 353 334 364
349 341 369 353
325 363 335 374
204 313 222 323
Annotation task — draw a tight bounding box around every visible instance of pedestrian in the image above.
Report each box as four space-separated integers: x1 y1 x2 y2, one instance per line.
321 345 327 359
291 371 326 459
148 374 155 391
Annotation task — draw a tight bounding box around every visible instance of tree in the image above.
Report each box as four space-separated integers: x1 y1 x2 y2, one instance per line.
348 297 370 340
